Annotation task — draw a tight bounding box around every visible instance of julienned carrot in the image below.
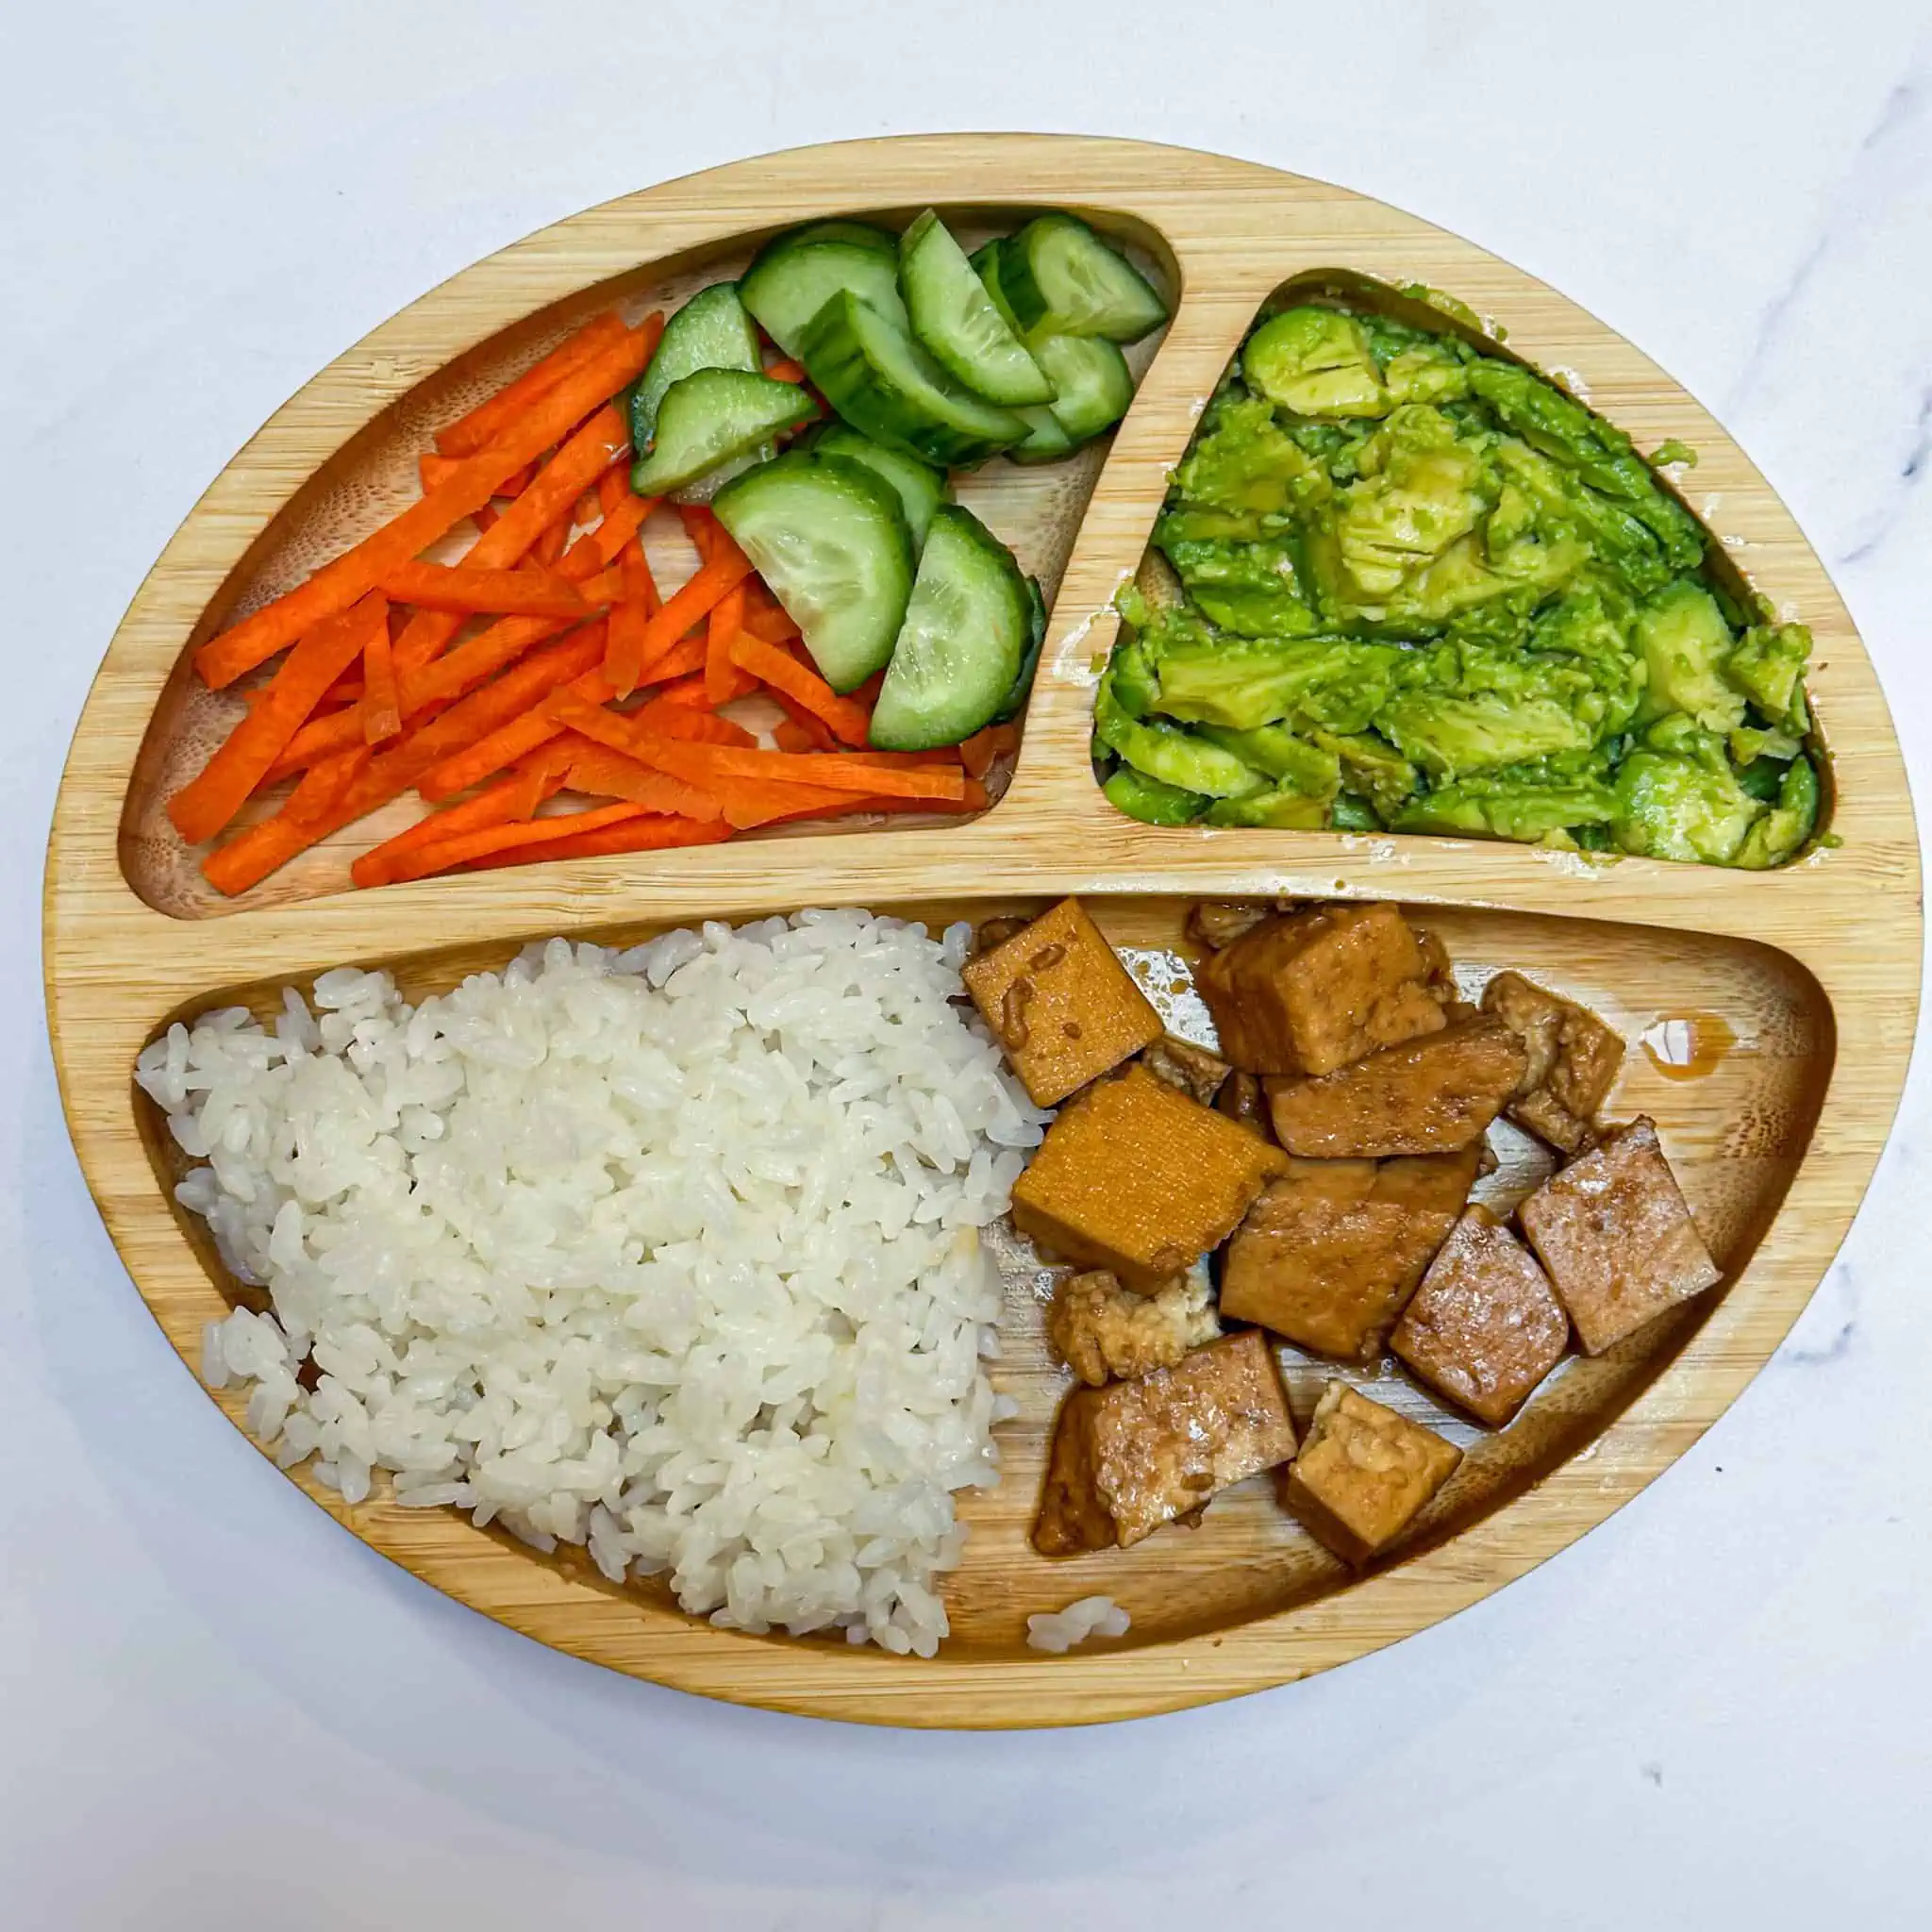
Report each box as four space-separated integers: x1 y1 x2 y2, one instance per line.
558 742 724 821
508 741 573 823
705 584 748 707
597 467 630 520
623 734 969 802
640 675 713 713
419 452 463 493
630 546 756 685
765 779 989 824
458 813 732 871
727 629 870 744
170 595 388 843
767 691 838 753
202 627 609 895
197 321 659 688
645 708 758 748
533 516 569 567
286 744 371 826
604 545 662 697
764 359 807 383
741 603 801 646
677 503 718 560
377 559 591 618
435 311 628 458
349 759 572 888
387 801 649 883
362 609 402 743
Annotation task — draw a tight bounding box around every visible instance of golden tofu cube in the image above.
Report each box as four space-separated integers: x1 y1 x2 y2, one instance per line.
1517 1116 1721 1355
1012 1063 1289 1291
1280 1381 1462 1566
1481 970 1625 1155
1034 1330 1298 1553
1220 1145 1480 1359
1265 1018 1526 1158
962 897 1163 1107
1046 1269 1221 1387
1196 902 1445 1077
1391 1206 1570 1424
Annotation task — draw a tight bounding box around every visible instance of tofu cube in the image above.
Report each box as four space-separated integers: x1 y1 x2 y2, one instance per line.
1280 1381 1463 1566
1481 970 1625 1155
1391 1206 1570 1424
963 896 1163 1107
1140 1033 1232 1108
1517 1116 1721 1354
1047 1269 1221 1387
1265 1018 1527 1158
1196 902 1445 1077
1034 1330 1298 1553
1220 1145 1480 1359
1012 1063 1288 1291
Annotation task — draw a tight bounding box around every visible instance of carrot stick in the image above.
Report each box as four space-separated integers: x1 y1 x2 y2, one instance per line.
414 668 612 801
202 626 608 894
639 634 707 686
362 608 403 743
705 584 747 707
459 813 732 871
727 630 870 745
677 503 718 560
763 779 989 824
285 744 371 826
741 603 801 646
197 322 658 688
644 708 758 747
170 594 388 843
507 741 573 822
574 487 602 528
377 559 591 618
558 743 725 821
533 516 569 567
764 359 807 383
603 545 661 698
435 311 628 458
388 802 650 882
772 719 817 754
620 733 969 802
419 452 463 492
350 760 572 888
629 547 756 684
597 468 631 520
639 675 713 714
768 692 838 753
471 502 501 534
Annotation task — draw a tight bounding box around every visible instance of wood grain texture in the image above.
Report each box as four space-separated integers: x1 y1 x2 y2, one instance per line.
45 136 1920 1726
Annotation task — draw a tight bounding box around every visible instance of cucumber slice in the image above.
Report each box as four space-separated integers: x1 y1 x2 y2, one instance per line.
1008 404 1077 466
1002 214 1168 344
674 447 769 504
869 507 1029 751
812 425 949 550
630 370 819 496
800 291 1026 468
1103 764 1208 825
712 451 913 691
740 227 909 359
970 239 1024 333
629 282 761 453
992 575 1048 721
899 209 1056 407
774 219 899 257
1033 334 1134 441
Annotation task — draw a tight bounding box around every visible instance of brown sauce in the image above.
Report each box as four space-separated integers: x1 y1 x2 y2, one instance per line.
1640 1010 1736 1082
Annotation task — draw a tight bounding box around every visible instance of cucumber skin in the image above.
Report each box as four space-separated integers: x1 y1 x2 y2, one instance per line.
628 370 818 496
1002 213 1169 345
712 451 914 693
800 291 1026 469
811 425 949 551
740 235 909 359
993 575 1048 722
1032 334 1134 441
899 210 1057 408
628 282 760 453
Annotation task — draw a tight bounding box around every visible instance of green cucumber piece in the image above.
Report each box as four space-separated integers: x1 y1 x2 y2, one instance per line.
712 451 913 691
629 370 818 497
739 227 909 359
971 239 1024 333
800 291 1026 468
868 506 1029 750
991 575 1048 722
811 425 949 551
899 210 1056 407
774 220 899 257
1008 405 1077 465
629 283 761 454
1033 335 1134 441
1103 765 1209 824
1001 214 1168 344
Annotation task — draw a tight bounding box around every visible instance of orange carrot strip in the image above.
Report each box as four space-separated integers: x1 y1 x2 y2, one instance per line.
419 451 463 492
767 691 838 753
676 503 718 560
362 608 403 744
623 735 968 802
559 743 725 821
458 813 732 871
574 487 602 527
741 603 801 646
764 359 806 383
629 547 756 684
763 779 989 824
533 516 569 567
640 634 708 685
772 719 818 754
285 744 371 826
726 629 870 745
415 667 612 801
603 540 662 699
958 729 997 779
639 675 713 713
646 708 758 747
705 584 747 707
435 311 629 458
471 503 501 534
389 802 649 883
349 764 566 889
507 741 573 822
170 594 388 843
198 324 658 688
377 559 591 619
597 468 631 520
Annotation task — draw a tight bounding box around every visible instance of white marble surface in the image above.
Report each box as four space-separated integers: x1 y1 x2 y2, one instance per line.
6 2 1930 1924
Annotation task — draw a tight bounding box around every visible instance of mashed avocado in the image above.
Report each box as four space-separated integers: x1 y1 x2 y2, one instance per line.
1095 297 1821 865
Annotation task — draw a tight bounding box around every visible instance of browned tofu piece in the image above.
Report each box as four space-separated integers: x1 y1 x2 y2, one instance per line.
1221 1145 1480 1358
1216 1069 1274 1138
1033 1331 1298 1553
962 897 1163 1107
1196 902 1445 1077
1012 1064 1289 1291
1280 1381 1462 1566
1517 1117 1721 1355
1188 899 1275 950
1481 970 1625 1156
1141 1033 1231 1108
1265 1018 1525 1158
1392 1207 1570 1424
1047 1269 1221 1387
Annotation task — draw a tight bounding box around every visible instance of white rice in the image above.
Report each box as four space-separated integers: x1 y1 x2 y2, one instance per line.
136 911 1050 1657
1025 1595 1131 1653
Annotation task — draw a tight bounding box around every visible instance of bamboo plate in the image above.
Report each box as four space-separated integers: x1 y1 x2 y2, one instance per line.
45 135 1920 1728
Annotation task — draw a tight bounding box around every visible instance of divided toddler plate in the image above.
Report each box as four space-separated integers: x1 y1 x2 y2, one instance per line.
45 136 1919 1726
